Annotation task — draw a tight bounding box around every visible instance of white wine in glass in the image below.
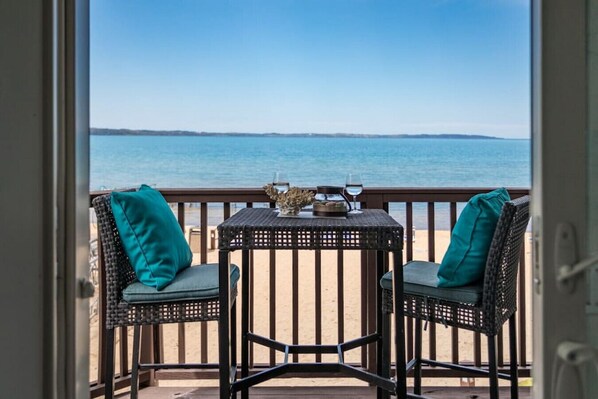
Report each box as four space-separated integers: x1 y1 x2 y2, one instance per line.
272 172 290 194
272 172 289 212
345 174 363 214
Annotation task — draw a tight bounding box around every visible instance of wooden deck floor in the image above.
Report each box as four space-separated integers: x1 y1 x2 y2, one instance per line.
117 386 531 399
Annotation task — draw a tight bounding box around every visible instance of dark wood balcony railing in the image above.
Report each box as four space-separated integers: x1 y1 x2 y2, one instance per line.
88 187 531 397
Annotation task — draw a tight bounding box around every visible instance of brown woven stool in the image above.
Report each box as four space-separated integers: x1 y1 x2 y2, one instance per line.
93 194 239 399
380 195 530 399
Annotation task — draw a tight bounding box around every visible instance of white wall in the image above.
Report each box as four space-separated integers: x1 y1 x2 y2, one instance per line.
0 0 54 397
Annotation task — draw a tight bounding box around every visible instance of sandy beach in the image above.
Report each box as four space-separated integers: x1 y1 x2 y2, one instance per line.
89 222 533 388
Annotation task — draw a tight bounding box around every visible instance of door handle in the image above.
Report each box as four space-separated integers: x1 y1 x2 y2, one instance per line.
558 254 598 282
555 222 598 293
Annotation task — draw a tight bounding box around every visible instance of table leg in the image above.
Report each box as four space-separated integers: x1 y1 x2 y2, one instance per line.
377 250 389 399
382 308 391 399
241 249 250 399
393 249 407 399
219 250 231 399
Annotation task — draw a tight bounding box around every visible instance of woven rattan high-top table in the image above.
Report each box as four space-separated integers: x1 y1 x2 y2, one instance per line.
217 208 407 399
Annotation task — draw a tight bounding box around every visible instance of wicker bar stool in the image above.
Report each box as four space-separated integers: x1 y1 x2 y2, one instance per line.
380 195 530 399
93 194 239 399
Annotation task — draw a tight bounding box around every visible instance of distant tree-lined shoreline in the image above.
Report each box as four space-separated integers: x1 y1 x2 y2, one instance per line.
91 128 504 140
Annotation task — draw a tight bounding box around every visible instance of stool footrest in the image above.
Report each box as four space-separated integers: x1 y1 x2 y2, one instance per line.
422 359 511 380
247 332 380 356
138 363 219 370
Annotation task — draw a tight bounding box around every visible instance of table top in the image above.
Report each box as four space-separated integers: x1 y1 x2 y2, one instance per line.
218 208 403 251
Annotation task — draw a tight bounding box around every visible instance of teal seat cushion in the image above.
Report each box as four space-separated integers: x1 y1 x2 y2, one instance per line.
380 261 483 304
111 184 193 290
123 263 240 303
437 188 510 288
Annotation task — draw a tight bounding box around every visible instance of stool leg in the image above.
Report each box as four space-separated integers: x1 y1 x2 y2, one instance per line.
414 317 422 395
131 325 141 399
231 299 237 379
104 328 115 399
376 252 387 399
241 249 250 399
509 314 519 399
392 253 407 399
488 334 499 399
219 250 232 399
379 308 391 399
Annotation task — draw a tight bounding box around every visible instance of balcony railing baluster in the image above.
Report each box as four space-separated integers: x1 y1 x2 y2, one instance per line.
427 202 437 362
250 248 255 369
269 246 276 366
176 203 186 365
405 202 415 361
200 203 208 264
120 327 129 378
474 332 482 368
292 249 300 363
360 249 368 370
337 249 344 345
450 202 459 365
498 329 505 368
315 250 322 363
518 248 527 367
97 220 106 386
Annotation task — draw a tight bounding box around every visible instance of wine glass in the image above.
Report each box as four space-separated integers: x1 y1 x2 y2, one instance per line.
345 173 363 214
272 172 290 211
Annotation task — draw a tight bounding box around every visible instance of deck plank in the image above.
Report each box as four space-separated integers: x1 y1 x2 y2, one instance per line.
118 386 531 399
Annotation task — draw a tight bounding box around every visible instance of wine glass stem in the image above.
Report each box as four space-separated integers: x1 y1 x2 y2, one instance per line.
353 196 357 211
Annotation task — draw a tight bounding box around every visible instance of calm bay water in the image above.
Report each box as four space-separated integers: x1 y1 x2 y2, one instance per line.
91 135 530 189
91 135 530 229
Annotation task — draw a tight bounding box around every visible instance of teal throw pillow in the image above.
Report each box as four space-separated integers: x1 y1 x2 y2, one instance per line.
111 185 192 290
437 188 510 288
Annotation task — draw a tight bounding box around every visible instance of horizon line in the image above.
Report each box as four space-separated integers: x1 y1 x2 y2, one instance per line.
91 127 531 140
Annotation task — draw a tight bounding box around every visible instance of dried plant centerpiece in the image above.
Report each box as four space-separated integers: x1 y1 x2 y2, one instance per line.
263 184 314 216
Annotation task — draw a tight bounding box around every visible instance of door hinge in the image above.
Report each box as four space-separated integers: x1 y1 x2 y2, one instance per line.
78 278 95 299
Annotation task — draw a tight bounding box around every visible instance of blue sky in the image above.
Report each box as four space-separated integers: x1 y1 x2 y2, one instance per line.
91 0 530 138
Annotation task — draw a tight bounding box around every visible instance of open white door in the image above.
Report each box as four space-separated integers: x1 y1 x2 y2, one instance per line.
532 0 598 397
56 0 91 397
583 0 598 396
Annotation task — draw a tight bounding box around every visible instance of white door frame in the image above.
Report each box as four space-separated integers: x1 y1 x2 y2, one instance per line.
55 0 91 397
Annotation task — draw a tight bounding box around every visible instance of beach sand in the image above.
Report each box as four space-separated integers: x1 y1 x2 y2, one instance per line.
89 226 533 389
